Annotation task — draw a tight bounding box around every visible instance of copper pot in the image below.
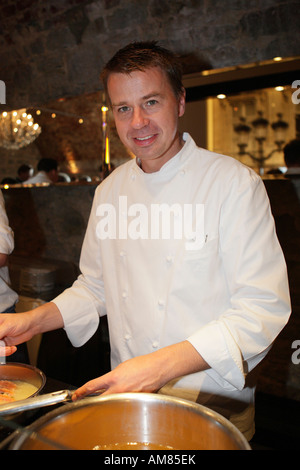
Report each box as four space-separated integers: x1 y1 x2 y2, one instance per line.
8 392 251 450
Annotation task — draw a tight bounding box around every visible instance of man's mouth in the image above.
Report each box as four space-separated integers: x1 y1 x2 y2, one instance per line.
136 135 152 141
133 134 157 146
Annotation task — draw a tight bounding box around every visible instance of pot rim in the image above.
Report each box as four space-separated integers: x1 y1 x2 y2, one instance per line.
8 392 251 450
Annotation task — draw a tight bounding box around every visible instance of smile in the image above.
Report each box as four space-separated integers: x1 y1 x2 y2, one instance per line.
133 134 157 146
135 135 154 141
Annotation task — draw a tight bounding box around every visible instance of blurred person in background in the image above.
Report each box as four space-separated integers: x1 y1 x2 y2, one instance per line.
16 164 34 183
25 158 58 184
284 139 300 200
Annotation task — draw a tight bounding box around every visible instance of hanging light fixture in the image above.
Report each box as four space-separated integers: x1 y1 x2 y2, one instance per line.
271 113 289 147
234 116 251 154
234 111 289 174
0 108 41 150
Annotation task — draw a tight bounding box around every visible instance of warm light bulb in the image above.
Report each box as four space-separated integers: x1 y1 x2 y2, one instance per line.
2 112 7 117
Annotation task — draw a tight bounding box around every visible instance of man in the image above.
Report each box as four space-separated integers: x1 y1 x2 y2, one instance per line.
0 190 29 363
16 164 34 183
0 42 290 440
24 158 58 184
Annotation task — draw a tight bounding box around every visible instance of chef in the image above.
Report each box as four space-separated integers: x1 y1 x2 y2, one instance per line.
0 42 291 440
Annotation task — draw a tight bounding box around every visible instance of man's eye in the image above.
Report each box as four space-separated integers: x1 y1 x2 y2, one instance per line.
146 99 158 107
118 106 130 113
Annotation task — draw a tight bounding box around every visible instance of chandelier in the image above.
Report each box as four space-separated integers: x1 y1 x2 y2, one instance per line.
0 108 41 150
234 112 289 174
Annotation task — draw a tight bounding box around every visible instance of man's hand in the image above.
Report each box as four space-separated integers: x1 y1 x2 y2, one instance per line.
0 302 64 350
0 341 17 358
72 353 166 400
72 340 209 401
0 312 35 347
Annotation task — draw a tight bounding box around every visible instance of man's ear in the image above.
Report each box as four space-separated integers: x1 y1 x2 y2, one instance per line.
178 88 186 117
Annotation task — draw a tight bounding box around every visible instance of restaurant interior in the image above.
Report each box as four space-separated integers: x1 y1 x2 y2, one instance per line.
0 0 299 450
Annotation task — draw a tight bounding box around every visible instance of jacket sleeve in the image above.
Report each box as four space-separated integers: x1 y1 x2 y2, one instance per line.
0 190 14 255
187 174 291 391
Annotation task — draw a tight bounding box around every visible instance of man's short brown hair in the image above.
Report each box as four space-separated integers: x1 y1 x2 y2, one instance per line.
101 41 184 102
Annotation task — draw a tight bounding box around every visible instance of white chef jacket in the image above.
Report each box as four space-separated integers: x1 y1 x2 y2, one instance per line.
0 190 18 311
53 133 291 439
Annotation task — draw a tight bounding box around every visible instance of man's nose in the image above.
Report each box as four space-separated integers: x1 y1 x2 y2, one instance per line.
131 107 149 128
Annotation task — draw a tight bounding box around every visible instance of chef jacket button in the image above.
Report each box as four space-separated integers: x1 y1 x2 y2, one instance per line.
152 341 158 348
157 299 164 308
122 291 128 299
120 250 126 257
180 169 186 176
125 334 130 341
131 173 136 181
166 255 173 264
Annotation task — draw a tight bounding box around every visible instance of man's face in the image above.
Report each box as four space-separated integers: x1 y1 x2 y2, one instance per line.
107 67 185 173
49 169 58 183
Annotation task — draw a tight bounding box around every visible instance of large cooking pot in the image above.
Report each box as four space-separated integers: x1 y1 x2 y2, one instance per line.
0 362 46 419
8 393 251 450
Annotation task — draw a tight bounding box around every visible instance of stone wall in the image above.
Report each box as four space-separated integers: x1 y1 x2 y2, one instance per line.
3 183 96 262
0 0 299 181
2 182 97 295
1 0 299 109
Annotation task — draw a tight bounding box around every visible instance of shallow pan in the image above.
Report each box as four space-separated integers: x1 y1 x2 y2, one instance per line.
0 362 46 419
